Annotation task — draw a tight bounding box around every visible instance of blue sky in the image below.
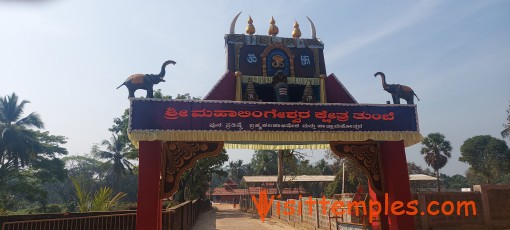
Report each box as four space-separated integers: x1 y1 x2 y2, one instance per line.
1 0 509 176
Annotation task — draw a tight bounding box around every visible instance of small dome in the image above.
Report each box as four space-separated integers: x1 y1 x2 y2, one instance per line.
268 16 279 36
292 21 301 38
246 15 255 35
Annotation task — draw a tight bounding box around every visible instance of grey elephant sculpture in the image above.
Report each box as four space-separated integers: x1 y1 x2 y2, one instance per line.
117 60 176 98
374 72 420 104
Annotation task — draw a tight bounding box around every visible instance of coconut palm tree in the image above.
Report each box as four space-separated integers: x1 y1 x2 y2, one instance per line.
0 93 44 168
92 134 134 188
420 133 452 192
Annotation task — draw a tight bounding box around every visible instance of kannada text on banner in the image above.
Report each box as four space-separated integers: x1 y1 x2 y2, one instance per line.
129 99 419 133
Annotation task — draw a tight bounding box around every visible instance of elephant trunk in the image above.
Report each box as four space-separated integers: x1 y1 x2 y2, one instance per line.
374 72 388 90
158 60 176 78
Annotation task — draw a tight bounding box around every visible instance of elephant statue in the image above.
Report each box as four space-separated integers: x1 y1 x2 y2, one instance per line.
117 60 176 98
374 72 420 104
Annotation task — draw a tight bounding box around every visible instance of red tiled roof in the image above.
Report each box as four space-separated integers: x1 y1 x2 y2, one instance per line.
223 179 238 185
208 187 306 196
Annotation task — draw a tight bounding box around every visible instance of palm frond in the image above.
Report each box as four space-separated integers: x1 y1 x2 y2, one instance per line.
100 139 114 150
502 127 510 138
0 93 29 124
97 151 115 160
71 177 92 212
16 112 44 129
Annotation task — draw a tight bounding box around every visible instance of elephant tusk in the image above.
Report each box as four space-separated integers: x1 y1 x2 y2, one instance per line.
306 16 317 39
229 11 242 34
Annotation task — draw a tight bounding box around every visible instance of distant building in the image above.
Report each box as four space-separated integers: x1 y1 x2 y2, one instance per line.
207 178 306 203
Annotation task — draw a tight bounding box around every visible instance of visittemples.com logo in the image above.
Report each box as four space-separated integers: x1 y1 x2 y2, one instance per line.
251 189 477 223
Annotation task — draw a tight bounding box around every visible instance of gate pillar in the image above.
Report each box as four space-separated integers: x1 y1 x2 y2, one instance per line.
136 141 224 230
330 141 414 230
377 141 414 230
136 141 163 230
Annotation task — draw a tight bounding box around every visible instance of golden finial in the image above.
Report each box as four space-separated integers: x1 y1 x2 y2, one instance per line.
246 15 255 35
268 16 279 36
292 20 301 38
235 71 242 77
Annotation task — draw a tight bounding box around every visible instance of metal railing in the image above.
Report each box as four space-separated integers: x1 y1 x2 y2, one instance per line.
2 213 136 230
1 199 212 230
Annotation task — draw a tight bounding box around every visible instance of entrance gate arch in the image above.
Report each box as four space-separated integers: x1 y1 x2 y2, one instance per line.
128 14 422 230
130 99 420 230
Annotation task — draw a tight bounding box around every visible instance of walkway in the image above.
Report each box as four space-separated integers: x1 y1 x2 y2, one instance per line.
192 203 294 230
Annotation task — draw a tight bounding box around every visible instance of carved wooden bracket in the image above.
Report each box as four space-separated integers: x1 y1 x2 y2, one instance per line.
160 141 224 198
329 141 385 194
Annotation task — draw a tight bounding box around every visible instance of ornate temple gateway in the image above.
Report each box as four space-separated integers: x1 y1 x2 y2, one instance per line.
129 14 421 230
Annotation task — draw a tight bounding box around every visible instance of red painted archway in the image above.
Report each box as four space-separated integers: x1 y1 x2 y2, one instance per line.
129 16 422 229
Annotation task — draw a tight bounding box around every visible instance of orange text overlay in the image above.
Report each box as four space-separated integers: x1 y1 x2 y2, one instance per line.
251 190 477 223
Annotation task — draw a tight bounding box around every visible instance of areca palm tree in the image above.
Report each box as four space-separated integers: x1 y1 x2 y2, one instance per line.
420 133 452 192
0 93 44 168
92 134 134 187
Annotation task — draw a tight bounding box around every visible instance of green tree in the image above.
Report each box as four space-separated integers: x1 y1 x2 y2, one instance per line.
407 162 433 175
314 159 333 175
502 103 510 139
442 174 469 190
324 151 369 197
226 159 245 184
92 134 134 188
108 109 138 160
460 135 510 184
45 155 110 211
250 150 278 175
0 93 68 213
175 149 229 202
108 90 201 161
295 159 316 175
276 150 302 198
465 167 487 185
108 91 204 203
325 159 368 197
420 133 452 192
0 93 44 168
71 177 126 212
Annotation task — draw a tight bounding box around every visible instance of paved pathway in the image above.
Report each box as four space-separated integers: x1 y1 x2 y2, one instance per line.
192 203 295 230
